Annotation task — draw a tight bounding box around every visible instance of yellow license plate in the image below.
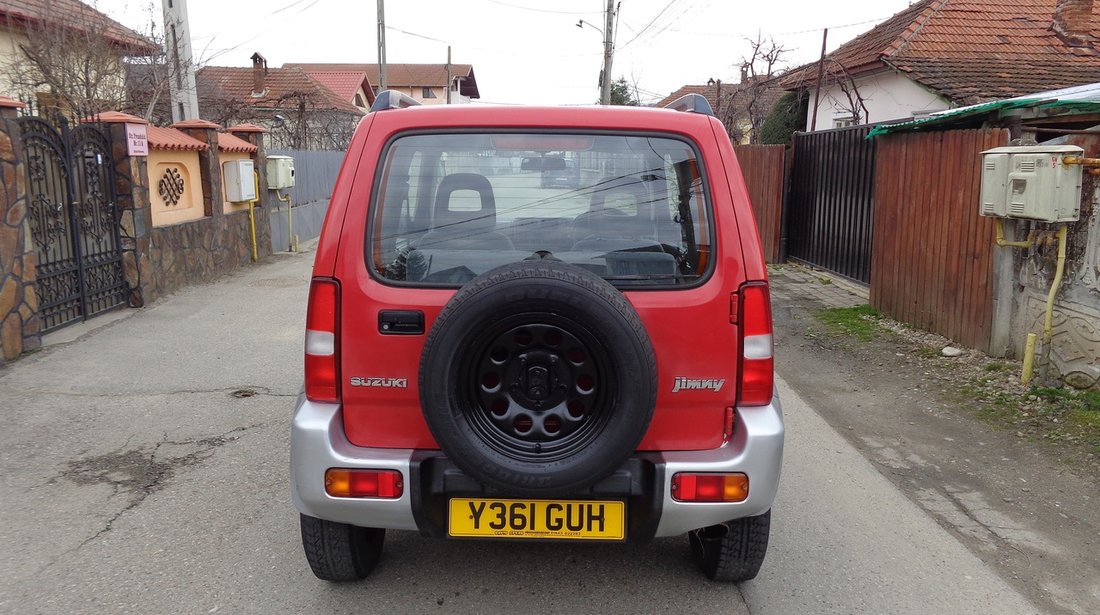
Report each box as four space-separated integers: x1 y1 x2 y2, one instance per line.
448 498 625 541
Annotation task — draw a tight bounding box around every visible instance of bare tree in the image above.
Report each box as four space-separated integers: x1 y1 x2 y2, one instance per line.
1 0 157 114
826 60 869 125
733 33 790 144
196 84 361 151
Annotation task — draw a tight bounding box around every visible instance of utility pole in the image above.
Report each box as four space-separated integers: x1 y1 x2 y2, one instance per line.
377 0 388 90
161 0 200 121
600 0 616 105
810 28 828 132
446 46 452 104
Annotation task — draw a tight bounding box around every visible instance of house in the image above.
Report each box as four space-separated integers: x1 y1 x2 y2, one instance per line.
0 0 157 108
285 62 480 105
187 53 364 151
782 0 1100 130
290 69 376 112
658 73 785 144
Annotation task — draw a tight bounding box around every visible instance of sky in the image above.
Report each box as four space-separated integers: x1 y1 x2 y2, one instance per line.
94 0 918 105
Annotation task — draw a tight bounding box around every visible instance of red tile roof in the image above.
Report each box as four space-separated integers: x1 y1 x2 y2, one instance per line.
0 0 157 54
781 0 1100 104
172 118 222 130
285 62 480 98
93 111 147 124
217 132 257 153
147 126 208 152
656 85 720 110
197 65 364 114
297 71 375 106
0 96 26 108
227 123 267 133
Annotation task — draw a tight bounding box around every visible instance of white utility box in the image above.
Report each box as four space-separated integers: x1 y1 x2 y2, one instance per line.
979 145 1083 222
223 159 256 202
267 155 295 189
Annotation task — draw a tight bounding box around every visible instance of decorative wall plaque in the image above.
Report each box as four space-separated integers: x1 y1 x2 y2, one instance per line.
159 168 185 206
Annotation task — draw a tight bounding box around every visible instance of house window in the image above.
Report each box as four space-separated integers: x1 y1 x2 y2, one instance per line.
354 93 366 107
833 116 857 128
422 87 437 99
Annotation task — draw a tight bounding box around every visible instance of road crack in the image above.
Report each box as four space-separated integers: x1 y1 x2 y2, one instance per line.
54 424 265 552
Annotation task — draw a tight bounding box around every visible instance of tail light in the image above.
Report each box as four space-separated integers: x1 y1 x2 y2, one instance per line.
325 469 403 499
305 278 340 402
737 282 773 406
671 473 749 502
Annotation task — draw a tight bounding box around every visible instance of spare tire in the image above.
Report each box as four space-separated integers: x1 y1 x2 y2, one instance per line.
419 260 657 497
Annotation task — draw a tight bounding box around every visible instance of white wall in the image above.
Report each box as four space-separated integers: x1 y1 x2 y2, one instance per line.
805 70 949 130
0 28 31 98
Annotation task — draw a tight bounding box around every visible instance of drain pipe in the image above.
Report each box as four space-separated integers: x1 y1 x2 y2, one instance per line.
1038 226 1069 381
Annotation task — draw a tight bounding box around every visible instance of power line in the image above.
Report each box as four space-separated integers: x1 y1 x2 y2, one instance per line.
386 25 450 44
203 0 326 63
485 0 602 15
382 25 598 58
775 15 892 36
272 0 314 14
618 0 684 50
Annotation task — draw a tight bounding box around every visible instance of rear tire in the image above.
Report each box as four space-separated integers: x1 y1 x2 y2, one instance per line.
688 510 771 582
299 514 385 582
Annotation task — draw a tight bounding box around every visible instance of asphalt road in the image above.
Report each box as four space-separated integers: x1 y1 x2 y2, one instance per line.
0 250 1040 614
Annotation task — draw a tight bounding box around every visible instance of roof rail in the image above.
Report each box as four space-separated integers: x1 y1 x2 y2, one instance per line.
664 93 714 116
370 90 422 112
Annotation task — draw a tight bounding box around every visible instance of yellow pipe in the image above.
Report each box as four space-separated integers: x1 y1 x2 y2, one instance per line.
1038 225 1069 381
247 171 259 263
994 218 1035 248
1062 155 1100 167
276 190 294 252
1021 333 1037 384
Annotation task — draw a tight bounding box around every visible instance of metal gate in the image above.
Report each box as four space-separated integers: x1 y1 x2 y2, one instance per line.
19 114 127 333
787 125 876 283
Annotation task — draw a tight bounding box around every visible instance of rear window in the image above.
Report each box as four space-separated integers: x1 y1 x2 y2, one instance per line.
369 132 713 288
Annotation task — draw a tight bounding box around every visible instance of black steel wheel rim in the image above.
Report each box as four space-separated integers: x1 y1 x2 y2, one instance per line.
458 314 616 462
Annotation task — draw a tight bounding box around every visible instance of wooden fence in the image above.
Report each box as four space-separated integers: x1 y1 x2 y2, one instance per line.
733 144 785 263
870 128 1009 352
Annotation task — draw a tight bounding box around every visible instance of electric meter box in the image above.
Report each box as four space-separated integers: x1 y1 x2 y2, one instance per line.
223 159 256 202
979 145 1083 222
267 155 295 190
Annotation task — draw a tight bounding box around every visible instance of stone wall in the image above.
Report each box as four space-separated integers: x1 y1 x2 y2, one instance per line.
0 99 39 362
101 115 273 305
1009 133 1100 389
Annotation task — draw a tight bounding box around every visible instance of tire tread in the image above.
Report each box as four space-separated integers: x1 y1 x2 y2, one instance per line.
300 514 385 582
690 511 771 583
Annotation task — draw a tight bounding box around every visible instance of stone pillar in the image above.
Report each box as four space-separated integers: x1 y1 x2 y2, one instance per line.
0 97 39 362
96 112 154 307
228 123 273 259
172 119 224 217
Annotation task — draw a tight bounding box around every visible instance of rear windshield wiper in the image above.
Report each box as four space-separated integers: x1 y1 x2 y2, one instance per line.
602 274 700 281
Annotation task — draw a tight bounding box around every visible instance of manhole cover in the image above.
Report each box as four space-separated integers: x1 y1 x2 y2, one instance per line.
230 389 258 398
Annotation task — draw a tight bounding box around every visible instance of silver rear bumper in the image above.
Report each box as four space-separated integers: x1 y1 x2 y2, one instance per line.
290 393 784 538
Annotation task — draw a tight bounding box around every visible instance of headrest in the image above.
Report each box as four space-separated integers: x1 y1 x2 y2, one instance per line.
434 173 496 230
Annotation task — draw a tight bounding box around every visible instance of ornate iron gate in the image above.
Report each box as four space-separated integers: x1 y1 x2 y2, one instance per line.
19 114 127 333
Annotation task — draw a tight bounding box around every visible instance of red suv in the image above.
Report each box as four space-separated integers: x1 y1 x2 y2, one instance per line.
291 92 783 583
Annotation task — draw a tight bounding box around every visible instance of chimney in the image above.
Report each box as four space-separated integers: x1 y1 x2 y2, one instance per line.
741 63 749 84
1052 0 1095 45
250 52 268 97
